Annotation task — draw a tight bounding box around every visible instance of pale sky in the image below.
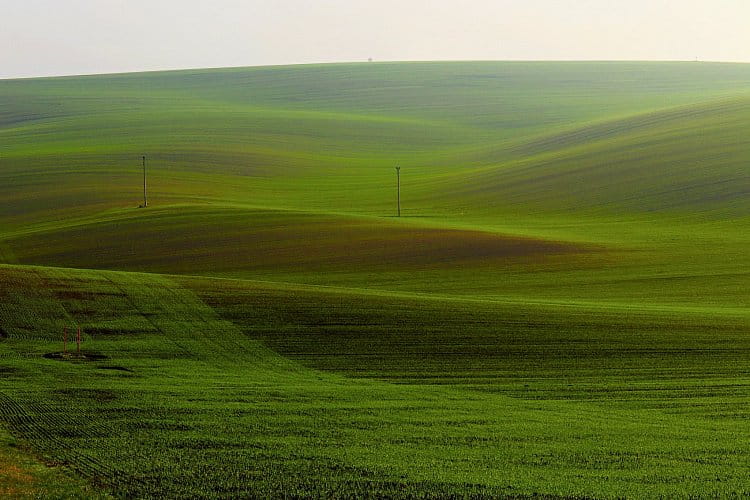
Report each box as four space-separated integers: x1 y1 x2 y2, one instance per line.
2 0 749 79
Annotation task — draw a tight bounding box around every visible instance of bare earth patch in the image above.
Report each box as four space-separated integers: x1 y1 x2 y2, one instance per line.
0 431 100 499
0 460 35 498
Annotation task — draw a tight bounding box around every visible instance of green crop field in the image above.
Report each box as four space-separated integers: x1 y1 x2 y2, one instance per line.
1 61 750 498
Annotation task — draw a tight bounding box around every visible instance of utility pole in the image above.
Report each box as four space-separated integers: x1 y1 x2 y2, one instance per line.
396 166 401 217
142 155 148 208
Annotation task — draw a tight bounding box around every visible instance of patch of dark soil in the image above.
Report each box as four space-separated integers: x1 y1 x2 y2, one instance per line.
55 290 127 300
55 388 118 403
81 327 131 336
98 365 133 373
55 291 90 300
44 351 109 361
67 308 98 316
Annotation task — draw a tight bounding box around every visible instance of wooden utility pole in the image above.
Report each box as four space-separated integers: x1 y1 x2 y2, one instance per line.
396 166 401 217
142 156 148 207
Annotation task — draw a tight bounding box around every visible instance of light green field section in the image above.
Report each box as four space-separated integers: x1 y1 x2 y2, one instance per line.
2 61 750 223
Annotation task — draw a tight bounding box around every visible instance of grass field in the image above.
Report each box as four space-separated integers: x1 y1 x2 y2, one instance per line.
1 61 750 497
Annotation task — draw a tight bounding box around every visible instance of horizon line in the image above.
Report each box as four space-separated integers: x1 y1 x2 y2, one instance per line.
3 58 750 82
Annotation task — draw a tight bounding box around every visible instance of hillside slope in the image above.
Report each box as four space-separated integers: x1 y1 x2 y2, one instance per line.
2 62 750 497
2 62 750 226
2 62 750 311
452 96 750 217
2 264 750 497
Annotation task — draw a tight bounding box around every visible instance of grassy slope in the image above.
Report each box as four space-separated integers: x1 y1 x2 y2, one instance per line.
2 62 750 222
2 62 750 496
1 264 749 498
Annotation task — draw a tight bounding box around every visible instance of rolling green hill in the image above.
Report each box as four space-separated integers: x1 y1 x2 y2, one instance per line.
3 61 750 223
2 62 750 306
2 61 750 497
2 263 750 498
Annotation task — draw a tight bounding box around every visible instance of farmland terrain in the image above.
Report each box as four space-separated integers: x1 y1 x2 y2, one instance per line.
1 62 750 497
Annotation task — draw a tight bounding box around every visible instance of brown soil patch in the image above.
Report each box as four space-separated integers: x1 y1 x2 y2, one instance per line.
43 352 108 362
0 459 35 498
0 463 33 483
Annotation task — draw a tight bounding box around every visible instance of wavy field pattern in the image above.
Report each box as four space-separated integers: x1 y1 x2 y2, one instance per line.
1 62 750 497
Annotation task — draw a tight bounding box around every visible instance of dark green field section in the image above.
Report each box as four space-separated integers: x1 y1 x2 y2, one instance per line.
1 206 594 277
193 276 750 395
1 264 750 498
